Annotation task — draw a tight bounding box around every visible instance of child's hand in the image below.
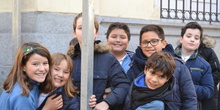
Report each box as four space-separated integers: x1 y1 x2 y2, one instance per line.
88 95 97 108
93 101 109 110
42 94 63 110
103 88 111 98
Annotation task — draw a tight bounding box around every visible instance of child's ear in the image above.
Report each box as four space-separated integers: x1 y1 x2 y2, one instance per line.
73 30 75 35
161 40 167 48
144 66 148 74
179 37 183 44
166 77 170 82
23 67 26 72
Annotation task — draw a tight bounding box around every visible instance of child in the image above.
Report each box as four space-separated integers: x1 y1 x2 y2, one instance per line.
104 22 134 109
106 22 134 73
0 42 51 110
124 52 176 110
127 24 197 109
174 22 214 110
38 53 97 110
67 13 130 110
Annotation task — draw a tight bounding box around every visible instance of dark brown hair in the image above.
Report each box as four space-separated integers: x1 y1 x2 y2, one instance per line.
140 24 165 44
181 22 203 41
145 52 176 79
106 22 131 41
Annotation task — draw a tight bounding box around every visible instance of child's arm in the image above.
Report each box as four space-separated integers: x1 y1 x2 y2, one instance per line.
194 65 214 99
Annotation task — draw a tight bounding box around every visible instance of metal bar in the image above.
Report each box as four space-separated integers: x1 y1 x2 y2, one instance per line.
12 0 21 60
197 0 199 20
175 0 178 18
168 0 171 18
183 0 185 22
203 0 205 20
190 0 192 19
81 0 94 110
160 0 162 18
217 0 219 21
210 0 212 23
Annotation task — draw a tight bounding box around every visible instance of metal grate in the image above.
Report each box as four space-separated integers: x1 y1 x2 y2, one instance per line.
160 0 220 23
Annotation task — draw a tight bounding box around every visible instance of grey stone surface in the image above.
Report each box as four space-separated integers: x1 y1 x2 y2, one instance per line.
0 13 12 33
0 35 13 66
0 66 11 94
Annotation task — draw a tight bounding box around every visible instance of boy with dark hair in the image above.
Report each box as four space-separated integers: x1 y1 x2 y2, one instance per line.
124 52 176 110
175 22 214 110
127 24 197 109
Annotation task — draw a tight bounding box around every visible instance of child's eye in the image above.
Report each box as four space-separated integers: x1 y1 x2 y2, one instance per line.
149 71 155 75
111 35 117 38
186 35 191 38
120 36 126 39
54 68 59 71
64 71 70 74
43 62 48 65
159 75 166 79
77 26 82 30
195 37 200 40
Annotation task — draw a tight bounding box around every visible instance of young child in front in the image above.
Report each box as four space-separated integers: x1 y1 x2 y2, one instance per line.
124 52 176 110
0 42 51 110
38 53 96 110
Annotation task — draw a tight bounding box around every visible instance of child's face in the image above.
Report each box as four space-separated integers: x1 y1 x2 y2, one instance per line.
23 53 49 83
73 17 98 46
140 31 167 57
144 68 168 90
51 60 70 88
180 28 201 52
107 28 129 53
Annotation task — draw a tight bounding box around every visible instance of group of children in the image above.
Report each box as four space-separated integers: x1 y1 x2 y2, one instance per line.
0 12 219 110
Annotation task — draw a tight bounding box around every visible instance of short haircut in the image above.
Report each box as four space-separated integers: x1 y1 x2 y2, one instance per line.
106 22 131 41
181 22 203 41
73 12 99 33
140 24 165 44
145 52 176 79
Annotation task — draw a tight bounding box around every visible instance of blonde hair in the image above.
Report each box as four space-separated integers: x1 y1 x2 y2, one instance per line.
51 53 78 97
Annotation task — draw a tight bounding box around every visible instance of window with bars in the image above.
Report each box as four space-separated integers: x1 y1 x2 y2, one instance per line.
160 0 220 23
